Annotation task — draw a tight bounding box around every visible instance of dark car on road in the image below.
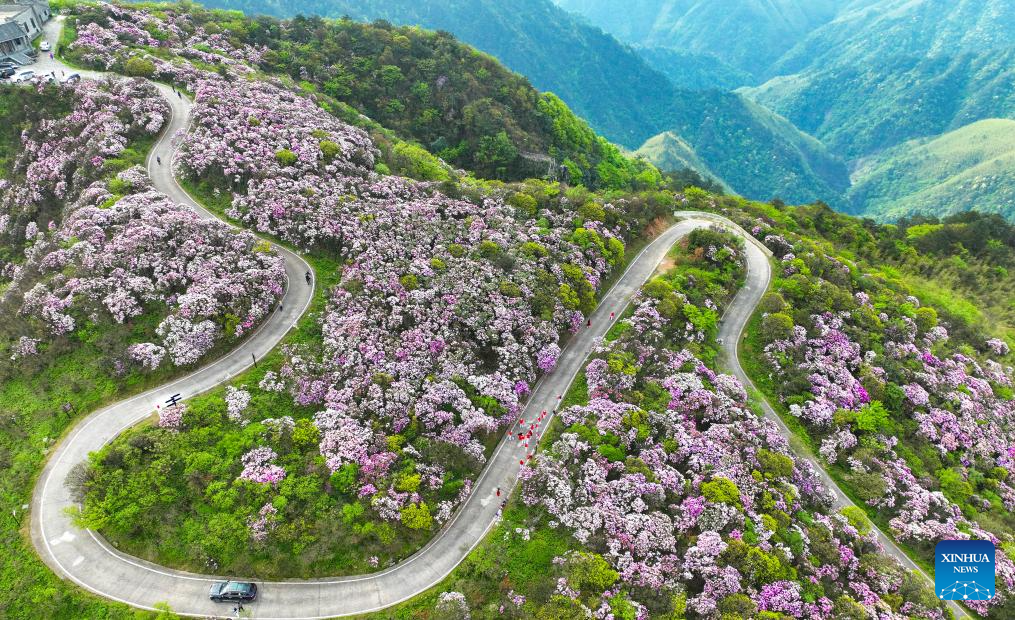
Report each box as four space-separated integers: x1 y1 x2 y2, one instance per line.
209 581 257 603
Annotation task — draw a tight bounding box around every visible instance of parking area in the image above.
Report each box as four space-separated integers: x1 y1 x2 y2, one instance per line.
3 18 81 85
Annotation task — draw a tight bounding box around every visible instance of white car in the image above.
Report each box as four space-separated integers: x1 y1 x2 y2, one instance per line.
11 70 35 83
39 40 51 52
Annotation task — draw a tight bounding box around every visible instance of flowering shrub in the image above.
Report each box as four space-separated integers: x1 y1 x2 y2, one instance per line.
757 236 1015 615
0 78 285 371
515 244 947 618
67 3 265 84
238 447 286 485
172 73 629 514
157 403 185 431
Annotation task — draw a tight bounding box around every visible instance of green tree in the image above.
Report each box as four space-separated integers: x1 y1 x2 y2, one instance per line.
567 552 619 591
275 148 298 166
400 502 433 530
702 477 742 508
756 449 794 479
761 313 795 342
391 141 450 181
855 401 892 434
476 131 517 176
124 56 155 77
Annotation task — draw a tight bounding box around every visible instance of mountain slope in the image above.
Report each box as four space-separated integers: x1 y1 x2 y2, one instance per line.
659 91 848 205
201 0 849 206
848 119 1015 221
634 130 727 188
744 46 1015 158
555 0 844 80
636 46 754 90
203 0 677 149
773 0 1015 75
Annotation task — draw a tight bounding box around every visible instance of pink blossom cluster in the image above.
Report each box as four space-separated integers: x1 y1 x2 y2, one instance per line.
168 73 625 518
519 293 945 617
247 502 279 542
761 251 1015 612
68 3 265 81
238 446 286 485
1 78 285 369
13 186 284 365
158 404 184 430
0 78 166 234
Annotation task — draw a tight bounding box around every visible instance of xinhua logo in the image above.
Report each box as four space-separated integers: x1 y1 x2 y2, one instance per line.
935 540 995 601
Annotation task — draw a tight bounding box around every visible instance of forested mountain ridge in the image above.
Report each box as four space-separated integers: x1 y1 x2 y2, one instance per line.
634 45 754 91
743 45 1015 158
555 0 1015 221
847 119 1015 220
555 0 845 81
195 0 852 207
772 0 1015 76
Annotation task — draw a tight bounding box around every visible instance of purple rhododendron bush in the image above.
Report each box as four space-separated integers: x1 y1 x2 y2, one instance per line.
384 231 948 618
0 77 284 376
72 5 647 578
731 214 1015 615
511 239 947 619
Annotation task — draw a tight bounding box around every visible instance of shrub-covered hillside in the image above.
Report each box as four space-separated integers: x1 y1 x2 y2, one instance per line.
0 75 284 618
71 1 660 190
192 0 855 208
360 222 949 619
847 119 1015 221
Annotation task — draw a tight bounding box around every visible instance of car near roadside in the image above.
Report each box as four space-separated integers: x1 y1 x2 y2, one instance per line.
11 71 35 84
63 73 81 83
39 40 51 52
0 67 14 79
209 581 257 603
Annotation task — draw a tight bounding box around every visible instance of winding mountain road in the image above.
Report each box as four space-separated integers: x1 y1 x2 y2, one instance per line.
27 17 962 619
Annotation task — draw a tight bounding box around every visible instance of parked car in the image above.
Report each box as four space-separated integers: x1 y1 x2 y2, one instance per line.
11 71 35 83
63 73 81 83
209 581 257 603
39 41 51 52
0 67 14 79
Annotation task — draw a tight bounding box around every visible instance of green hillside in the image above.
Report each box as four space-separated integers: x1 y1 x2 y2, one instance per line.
636 45 754 90
848 119 1015 221
661 91 848 206
555 0 843 80
744 45 1015 158
774 0 1015 75
634 130 728 190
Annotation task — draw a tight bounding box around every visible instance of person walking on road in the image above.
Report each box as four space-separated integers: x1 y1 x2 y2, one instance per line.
156 155 162 165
